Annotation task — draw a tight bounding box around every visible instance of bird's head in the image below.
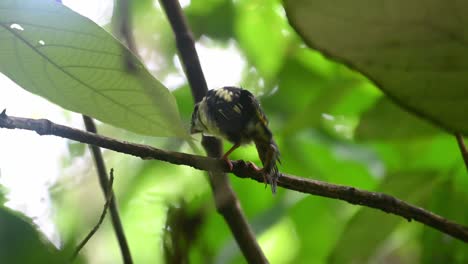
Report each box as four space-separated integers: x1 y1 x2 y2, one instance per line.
190 102 203 134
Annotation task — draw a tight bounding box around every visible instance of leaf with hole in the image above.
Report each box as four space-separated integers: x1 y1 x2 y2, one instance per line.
0 0 188 138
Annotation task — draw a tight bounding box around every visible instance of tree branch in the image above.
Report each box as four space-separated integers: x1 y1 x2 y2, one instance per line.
82 116 133 264
159 0 207 102
72 169 115 261
159 0 269 263
455 133 468 173
1 112 468 243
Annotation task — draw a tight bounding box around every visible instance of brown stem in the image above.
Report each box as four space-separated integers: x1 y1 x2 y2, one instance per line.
1 112 468 243
158 0 208 102
159 0 269 263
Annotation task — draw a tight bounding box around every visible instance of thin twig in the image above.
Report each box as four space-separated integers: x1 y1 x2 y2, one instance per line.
1 113 468 243
82 116 133 264
159 0 269 262
71 169 115 261
455 133 468 173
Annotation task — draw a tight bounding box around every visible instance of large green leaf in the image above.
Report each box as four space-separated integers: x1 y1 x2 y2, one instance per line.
0 0 187 138
284 0 468 135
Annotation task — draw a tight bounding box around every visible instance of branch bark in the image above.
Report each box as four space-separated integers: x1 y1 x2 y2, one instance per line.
1 112 468 243
159 0 269 263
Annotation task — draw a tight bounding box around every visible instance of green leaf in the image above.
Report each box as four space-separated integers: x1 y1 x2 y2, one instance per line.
356 98 440 140
0 206 64 263
284 0 468 135
0 0 187 138
329 171 442 263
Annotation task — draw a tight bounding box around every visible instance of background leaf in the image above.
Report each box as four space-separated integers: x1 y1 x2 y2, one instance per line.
235 0 291 79
329 171 443 263
0 0 187 138
284 0 468 135
356 98 440 140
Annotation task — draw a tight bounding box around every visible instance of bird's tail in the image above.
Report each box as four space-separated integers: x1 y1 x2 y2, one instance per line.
255 139 281 194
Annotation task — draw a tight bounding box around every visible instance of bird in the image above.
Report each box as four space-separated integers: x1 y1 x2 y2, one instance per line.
190 86 281 194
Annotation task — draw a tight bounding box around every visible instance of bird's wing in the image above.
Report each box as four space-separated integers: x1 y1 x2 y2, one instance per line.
240 89 269 126
205 88 246 141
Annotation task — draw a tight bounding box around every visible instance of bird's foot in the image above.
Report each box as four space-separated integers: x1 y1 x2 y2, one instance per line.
247 162 261 172
222 156 234 171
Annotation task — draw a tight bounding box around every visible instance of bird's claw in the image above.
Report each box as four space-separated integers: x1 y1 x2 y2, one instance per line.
247 162 270 189
247 161 262 172
223 156 234 171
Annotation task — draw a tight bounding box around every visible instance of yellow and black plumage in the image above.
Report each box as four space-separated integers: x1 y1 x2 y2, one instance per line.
190 86 281 193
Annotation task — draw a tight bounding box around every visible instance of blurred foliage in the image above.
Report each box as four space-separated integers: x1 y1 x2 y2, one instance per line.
2 0 468 263
356 98 441 141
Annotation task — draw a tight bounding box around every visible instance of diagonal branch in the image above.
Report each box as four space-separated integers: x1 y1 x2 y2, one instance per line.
1 111 468 243
159 0 268 263
72 169 115 261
